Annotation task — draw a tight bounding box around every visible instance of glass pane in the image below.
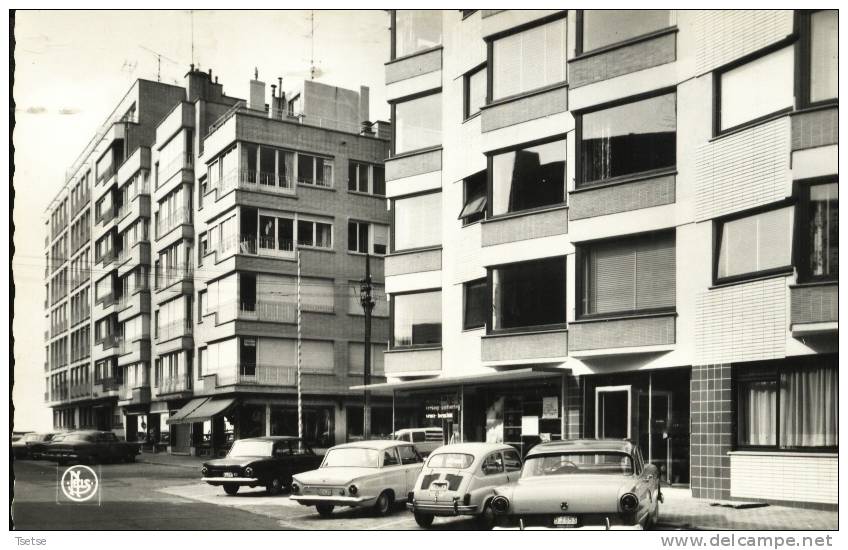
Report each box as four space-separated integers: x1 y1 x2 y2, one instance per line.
493 18 566 100
395 93 442 154
297 220 314 246
780 366 838 448
394 192 442 250
492 139 566 215
259 215 276 249
347 222 359 252
718 207 793 279
372 165 386 196
808 182 838 277
582 10 670 52
297 154 314 184
393 291 442 346
581 93 675 183
810 10 838 102
467 67 487 116
315 223 332 248
493 258 566 330
738 379 777 446
464 279 487 329
348 161 359 191
720 46 794 131
259 146 276 185
395 10 442 58
277 218 293 251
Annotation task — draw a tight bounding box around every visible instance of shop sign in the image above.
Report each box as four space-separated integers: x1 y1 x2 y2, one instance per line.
542 396 559 419
522 415 539 436
425 395 460 420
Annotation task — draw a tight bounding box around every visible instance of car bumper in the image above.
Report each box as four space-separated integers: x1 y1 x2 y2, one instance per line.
45 452 79 461
290 494 376 508
202 477 260 486
494 523 644 531
407 501 479 516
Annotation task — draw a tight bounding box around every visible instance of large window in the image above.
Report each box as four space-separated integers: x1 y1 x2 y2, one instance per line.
348 221 388 255
394 10 442 59
491 138 566 215
463 279 487 330
297 219 333 249
393 192 442 250
297 154 333 188
717 46 794 133
394 92 442 154
715 206 793 283
579 10 671 53
492 17 566 101
491 257 566 331
392 290 442 347
579 92 675 185
464 65 486 119
737 362 838 449
459 170 487 225
581 231 676 316
348 161 385 196
798 180 838 281
806 10 838 104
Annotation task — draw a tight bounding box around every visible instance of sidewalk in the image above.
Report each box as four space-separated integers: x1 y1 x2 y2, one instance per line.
658 487 837 530
137 451 206 469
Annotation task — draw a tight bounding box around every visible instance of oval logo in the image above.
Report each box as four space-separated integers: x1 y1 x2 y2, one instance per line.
60 465 99 502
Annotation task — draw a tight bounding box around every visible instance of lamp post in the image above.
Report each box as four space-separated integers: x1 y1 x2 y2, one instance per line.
359 253 376 439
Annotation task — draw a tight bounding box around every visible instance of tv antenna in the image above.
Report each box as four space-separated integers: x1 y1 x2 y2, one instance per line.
308 10 322 80
139 45 181 82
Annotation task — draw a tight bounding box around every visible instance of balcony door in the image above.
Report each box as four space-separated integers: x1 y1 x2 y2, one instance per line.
595 385 631 439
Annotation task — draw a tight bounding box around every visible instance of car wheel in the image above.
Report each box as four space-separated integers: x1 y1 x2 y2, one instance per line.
476 503 496 530
316 504 335 518
223 483 240 496
414 512 434 528
266 477 283 496
373 490 393 517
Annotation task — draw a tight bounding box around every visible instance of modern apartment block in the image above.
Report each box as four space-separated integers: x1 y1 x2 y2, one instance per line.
373 9 837 508
45 68 392 456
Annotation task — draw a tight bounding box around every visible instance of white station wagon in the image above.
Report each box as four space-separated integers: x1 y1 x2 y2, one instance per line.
290 440 424 517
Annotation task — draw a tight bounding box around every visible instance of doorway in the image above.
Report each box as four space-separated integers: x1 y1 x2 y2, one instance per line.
638 390 672 480
595 385 631 439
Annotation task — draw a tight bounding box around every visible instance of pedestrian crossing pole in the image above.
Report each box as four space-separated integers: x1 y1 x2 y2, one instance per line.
296 249 303 451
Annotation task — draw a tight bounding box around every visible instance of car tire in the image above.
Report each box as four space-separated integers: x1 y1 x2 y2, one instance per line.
373 490 393 517
266 477 283 496
476 503 496 530
414 512 434 528
316 504 335 517
223 483 240 496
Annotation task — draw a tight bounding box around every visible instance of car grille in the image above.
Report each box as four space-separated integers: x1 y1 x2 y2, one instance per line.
204 466 243 477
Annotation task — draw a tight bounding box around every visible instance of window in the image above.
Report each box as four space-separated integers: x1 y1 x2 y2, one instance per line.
297 220 332 249
392 290 441 347
798 181 838 281
347 162 385 196
297 154 333 187
383 449 400 466
492 257 566 331
393 192 442 250
805 10 838 104
491 17 566 101
481 452 504 475
715 206 793 283
459 170 487 225
737 361 838 449
717 46 794 133
394 10 442 59
491 138 566 215
579 10 671 53
504 449 522 472
579 92 675 185
581 232 676 317
397 445 422 465
348 342 387 376
463 279 487 330
240 337 256 376
394 92 442 154
464 65 486 118
348 221 388 255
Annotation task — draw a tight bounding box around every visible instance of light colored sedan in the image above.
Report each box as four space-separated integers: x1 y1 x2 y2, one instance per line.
407 443 522 529
290 440 424 517
490 439 662 530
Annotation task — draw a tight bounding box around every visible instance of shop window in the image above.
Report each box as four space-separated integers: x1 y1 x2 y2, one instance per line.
491 138 566 215
491 17 566 101
392 290 442 347
736 362 838 449
459 170 486 225
580 231 676 316
491 257 566 331
394 92 442 155
803 10 838 105
393 192 442 250
715 206 793 284
797 180 838 282
463 279 487 330
578 10 671 53
716 45 794 133
394 9 442 59
464 64 486 119
578 92 675 186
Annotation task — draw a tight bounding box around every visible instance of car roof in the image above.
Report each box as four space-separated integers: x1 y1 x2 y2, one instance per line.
236 436 304 443
526 439 635 456
331 439 407 451
430 442 515 455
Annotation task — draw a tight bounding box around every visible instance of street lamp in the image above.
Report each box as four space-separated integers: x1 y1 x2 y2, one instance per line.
359 253 376 440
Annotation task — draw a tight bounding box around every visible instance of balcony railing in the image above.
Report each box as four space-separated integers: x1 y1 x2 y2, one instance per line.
159 155 194 187
155 264 193 290
100 377 120 392
216 363 296 386
157 375 192 394
236 300 297 324
101 334 120 350
156 319 193 341
98 205 117 225
99 249 118 267
69 382 93 399
156 207 191 237
97 164 116 185
239 169 295 193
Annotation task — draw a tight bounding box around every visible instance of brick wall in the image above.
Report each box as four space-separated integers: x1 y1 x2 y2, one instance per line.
690 363 732 500
569 32 676 88
791 108 838 151
569 174 675 220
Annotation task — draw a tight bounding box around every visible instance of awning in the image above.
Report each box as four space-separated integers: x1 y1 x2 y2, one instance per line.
350 367 568 393
167 397 237 425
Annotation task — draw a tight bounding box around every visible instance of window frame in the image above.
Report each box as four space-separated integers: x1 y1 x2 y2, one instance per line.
574 9 675 57
797 10 838 109
793 176 838 283
462 278 487 331
390 189 443 253
463 62 486 121
459 169 487 226
712 200 796 287
347 220 388 256
389 9 443 62
390 88 443 158
486 255 568 335
389 287 443 350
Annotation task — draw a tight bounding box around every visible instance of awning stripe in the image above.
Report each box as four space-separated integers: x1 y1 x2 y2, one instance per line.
168 397 237 425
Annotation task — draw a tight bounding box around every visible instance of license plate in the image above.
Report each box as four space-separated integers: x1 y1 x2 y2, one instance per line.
554 515 578 526
318 488 332 496
223 472 235 478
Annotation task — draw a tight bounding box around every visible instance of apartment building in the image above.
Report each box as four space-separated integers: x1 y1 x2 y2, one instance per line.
45 68 392 456
371 9 838 508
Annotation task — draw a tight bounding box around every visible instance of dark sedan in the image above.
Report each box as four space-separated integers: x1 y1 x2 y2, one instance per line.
201 436 323 496
44 430 140 465
22 432 61 459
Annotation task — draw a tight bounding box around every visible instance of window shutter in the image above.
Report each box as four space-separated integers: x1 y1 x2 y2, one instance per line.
588 245 636 314
756 207 793 272
302 340 335 373
634 234 676 310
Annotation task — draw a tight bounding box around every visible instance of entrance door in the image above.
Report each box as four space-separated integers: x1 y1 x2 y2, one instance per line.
638 391 672 482
171 423 191 454
595 386 631 439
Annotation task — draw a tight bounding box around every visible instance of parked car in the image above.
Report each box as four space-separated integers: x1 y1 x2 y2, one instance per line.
44 430 140 465
291 440 424 517
11 437 29 459
490 439 662 530
201 436 323 496
392 428 444 457
407 442 522 529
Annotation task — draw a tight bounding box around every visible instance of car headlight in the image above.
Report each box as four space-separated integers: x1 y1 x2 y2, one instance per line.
201 466 208 476
291 482 300 494
490 496 510 514
244 467 254 477
348 484 358 496
620 493 639 513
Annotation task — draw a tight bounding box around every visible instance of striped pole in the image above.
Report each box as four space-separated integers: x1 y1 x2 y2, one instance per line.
296 249 303 451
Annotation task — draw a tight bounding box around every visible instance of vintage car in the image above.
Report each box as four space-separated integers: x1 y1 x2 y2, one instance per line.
407 442 522 529
392 428 444 457
490 439 662 530
201 436 323 496
23 432 62 459
43 430 140 465
290 440 424 517
11 436 30 459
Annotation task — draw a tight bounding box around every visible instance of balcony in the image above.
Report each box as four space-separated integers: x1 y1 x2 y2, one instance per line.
481 329 569 365
158 155 194 189
212 168 296 199
156 207 191 238
384 347 442 377
157 375 192 396
215 364 296 387
155 264 193 291
236 300 297 324
99 249 119 268
119 384 151 405
100 376 120 393
69 382 93 400
156 319 193 342
790 282 838 336
568 314 676 357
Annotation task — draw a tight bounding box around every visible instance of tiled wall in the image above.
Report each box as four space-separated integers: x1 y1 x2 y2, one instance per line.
693 10 794 75
790 283 838 325
730 453 838 505
569 315 675 351
791 108 839 152
385 48 443 84
564 375 584 439
385 248 442 277
569 32 676 88
481 85 568 132
481 206 568 246
690 363 732 500
569 174 675 220
480 330 568 362
386 149 442 181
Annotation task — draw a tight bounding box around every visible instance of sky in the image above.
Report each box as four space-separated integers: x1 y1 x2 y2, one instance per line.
11 10 392 432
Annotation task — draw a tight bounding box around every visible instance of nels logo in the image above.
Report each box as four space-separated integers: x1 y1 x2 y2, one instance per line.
60 465 99 503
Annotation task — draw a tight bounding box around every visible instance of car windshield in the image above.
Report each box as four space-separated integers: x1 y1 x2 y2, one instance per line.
427 453 474 469
51 434 67 442
24 434 42 442
64 434 94 442
321 448 379 468
521 452 634 478
228 440 273 457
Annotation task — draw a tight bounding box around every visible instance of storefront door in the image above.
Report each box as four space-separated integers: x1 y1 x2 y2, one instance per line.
595 385 631 439
638 391 672 480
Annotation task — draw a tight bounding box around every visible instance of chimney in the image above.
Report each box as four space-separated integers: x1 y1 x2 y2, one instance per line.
249 76 266 112
270 84 280 119
359 85 370 126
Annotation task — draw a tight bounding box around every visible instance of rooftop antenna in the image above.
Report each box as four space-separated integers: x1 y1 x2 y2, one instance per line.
190 10 195 68
309 10 320 80
139 45 181 82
